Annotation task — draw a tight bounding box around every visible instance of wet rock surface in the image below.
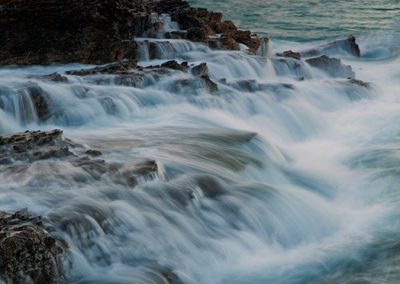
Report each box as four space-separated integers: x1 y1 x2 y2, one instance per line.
276 50 302 60
0 0 263 66
0 130 160 187
156 1 261 53
300 36 361 57
0 209 65 284
0 129 72 164
306 55 355 78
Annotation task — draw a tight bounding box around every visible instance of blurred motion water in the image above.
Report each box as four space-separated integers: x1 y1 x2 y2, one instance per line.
0 0 400 283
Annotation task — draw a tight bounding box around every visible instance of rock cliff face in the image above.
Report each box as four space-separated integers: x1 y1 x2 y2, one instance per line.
0 0 262 65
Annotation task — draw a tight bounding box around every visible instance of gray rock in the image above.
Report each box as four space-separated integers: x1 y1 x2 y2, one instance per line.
306 55 355 78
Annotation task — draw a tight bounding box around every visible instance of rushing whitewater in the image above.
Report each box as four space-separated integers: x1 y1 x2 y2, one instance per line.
1 2 400 284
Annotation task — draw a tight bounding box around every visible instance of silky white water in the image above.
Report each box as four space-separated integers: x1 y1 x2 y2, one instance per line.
1 7 400 283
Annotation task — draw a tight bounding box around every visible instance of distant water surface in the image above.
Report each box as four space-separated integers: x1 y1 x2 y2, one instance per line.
189 0 400 41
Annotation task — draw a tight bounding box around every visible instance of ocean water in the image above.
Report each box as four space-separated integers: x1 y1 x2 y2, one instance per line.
0 1 400 283
190 0 400 41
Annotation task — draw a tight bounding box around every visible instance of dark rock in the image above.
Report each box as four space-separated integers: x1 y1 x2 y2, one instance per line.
191 63 208 77
161 60 188 71
306 55 355 78
233 30 260 52
300 36 361 58
131 160 158 177
0 0 161 65
85 149 102 157
276 50 301 60
156 0 261 52
201 75 219 92
146 60 188 72
0 129 73 164
219 35 241 50
0 209 65 283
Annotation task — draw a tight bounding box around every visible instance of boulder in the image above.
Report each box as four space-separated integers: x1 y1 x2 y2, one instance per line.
0 209 65 284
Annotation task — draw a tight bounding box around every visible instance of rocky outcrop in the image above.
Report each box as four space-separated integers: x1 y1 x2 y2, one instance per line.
0 129 72 164
0 0 263 66
0 129 160 187
0 0 156 65
0 209 65 284
158 2 262 53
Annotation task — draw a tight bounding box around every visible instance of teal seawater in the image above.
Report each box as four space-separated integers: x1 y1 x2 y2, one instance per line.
189 0 400 41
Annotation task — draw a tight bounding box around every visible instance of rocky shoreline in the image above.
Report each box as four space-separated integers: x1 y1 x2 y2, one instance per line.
0 0 368 283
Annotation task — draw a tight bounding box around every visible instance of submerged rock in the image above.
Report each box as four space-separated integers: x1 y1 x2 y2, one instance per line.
306 55 355 78
347 78 371 88
0 209 65 284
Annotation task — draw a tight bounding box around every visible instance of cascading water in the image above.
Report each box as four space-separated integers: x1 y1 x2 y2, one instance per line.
1 1 400 283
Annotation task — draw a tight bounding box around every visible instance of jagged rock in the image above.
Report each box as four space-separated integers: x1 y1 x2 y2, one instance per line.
300 36 361 57
156 0 261 52
66 60 137 76
0 209 65 284
191 63 208 77
306 55 355 78
0 129 73 164
0 0 264 65
201 75 219 92
276 50 301 60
